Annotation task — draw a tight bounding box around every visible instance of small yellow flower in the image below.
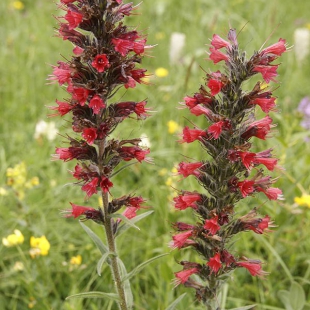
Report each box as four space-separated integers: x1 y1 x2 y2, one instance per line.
0 187 8 196
294 195 310 208
155 32 165 40
70 255 82 266
13 261 24 271
2 229 24 247
167 120 180 134
25 177 39 189
158 168 168 176
29 236 50 258
12 1 24 10
28 297 36 309
155 67 169 78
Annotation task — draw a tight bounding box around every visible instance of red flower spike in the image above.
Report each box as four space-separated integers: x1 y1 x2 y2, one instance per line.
72 87 90 105
207 121 226 139
207 253 222 274
91 54 110 73
207 78 224 96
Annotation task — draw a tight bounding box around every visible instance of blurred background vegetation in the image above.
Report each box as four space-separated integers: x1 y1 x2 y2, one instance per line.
1 0 310 309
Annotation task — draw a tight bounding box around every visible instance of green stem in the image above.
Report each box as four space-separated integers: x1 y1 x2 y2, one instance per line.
101 190 128 310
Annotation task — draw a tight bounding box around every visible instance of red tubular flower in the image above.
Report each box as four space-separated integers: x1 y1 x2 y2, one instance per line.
253 65 278 83
209 47 229 64
174 268 199 286
89 95 106 114
64 10 83 30
177 162 203 178
82 127 97 145
189 104 212 117
134 101 150 119
204 216 220 235
250 97 276 113
245 215 273 234
50 62 72 85
91 54 110 73
257 187 282 200
207 76 224 96
241 116 273 140
112 38 134 56
49 100 73 116
236 260 268 277
210 34 231 49
64 203 96 218
81 177 99 197
237 179 255 197
72 87 90 105
261 38 287 56
100 177 113 193
207 253 221 274
173 192 201 210
171 230 195 249
207 120 228 139
118 146 150 162
180 127 207 143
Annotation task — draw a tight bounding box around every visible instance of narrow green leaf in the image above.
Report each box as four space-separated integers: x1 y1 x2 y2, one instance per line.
289 282 305 310
116 211 154 237
165 293 186 310
79 221 108 256
97 251 116 276
122 253 169 282
228 305 257 310
277 290 292 310
117 258 133 309
66 291 120 301
110 213 140 231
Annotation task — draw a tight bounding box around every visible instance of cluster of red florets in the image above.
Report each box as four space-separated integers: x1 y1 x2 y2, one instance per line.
172 29 287 304
50 0 151 225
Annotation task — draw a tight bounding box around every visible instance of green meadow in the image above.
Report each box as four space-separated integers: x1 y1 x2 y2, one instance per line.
1 0 310 309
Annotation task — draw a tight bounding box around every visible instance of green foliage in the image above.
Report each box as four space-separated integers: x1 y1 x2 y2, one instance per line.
1 0 310 309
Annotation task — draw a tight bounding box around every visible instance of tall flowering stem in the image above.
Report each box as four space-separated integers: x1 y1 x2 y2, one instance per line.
50 1 151 309
172 29 286 308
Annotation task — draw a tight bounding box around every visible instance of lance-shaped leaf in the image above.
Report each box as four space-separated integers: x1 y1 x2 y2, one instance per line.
165 293 186 310
115 210 154 237
117 258 133 309
122 253 168 282
97 251 117 276
66 291 120 301
79 221 108 256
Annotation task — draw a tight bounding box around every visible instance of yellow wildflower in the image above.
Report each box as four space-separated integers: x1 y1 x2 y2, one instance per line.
0 187 8 196
158 168 168 176
294 195 310 208
25 177 40 189
28 297 36 309
70 255 82 266
2 229 24 247
29 236 50 258
165 177 173 187
167 120 180 134
155 67 169 78
12 1 24 10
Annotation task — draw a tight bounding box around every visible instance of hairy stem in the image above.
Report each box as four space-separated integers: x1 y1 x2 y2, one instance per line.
102 190 128 310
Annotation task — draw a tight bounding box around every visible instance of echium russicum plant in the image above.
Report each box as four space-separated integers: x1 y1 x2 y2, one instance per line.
49 0 152 309
171 29 287 308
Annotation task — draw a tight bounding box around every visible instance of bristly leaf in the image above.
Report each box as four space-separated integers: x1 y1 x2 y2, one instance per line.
117 258 133 309
122 253 169 282
227 305 256 310
79 221 108 256
97 251 116 276
115 210 154 237
289 282 306 310
165 293 186 310
66 291 120 301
